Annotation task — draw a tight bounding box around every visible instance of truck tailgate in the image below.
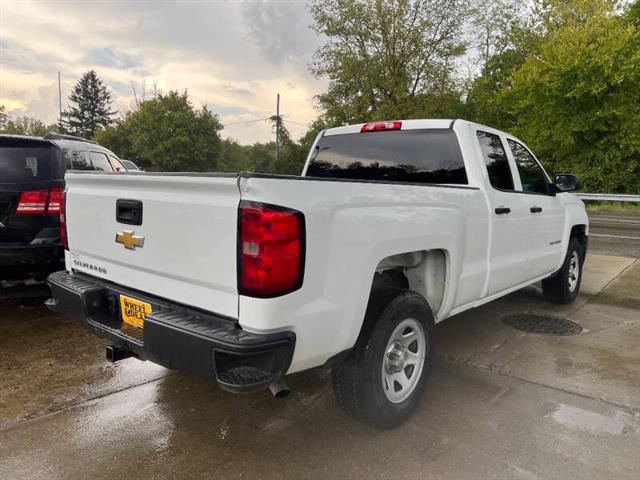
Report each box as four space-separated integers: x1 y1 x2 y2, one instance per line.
64 173 240 318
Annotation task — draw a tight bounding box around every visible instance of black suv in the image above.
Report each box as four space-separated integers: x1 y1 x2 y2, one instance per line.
0 133 126 281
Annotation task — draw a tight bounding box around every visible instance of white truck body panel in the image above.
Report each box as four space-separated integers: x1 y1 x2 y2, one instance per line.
237 176 487 372
62 119 588 375
64 174 240 318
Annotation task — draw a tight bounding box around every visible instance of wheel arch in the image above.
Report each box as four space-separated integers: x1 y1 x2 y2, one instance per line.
570 224 588 262
353 249 448 346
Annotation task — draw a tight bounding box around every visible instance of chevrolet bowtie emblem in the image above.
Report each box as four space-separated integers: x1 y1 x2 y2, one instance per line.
115 230 145 250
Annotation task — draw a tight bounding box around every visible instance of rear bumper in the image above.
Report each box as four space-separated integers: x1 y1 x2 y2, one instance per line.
46 270 295 393
0 244 63 280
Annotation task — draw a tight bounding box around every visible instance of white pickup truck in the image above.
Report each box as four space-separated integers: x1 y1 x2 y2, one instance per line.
47 119 588 428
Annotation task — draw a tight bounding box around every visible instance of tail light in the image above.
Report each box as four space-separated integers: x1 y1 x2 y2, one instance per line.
16 189 49 214
16 187 67 248
360 121 402 133
238 201 305 297
47 187 64 214
59 189 68 249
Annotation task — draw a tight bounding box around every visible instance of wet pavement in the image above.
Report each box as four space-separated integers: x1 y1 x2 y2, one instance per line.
1 254 640 479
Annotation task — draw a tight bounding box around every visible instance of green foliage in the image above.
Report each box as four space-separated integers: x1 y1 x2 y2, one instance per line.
0 105 6 131
499 0 640 193
218 139 253 172
465 0 640 194
218 117 310 176
466 47 528 129
310 0 469 124
627 0 640 27
94 91 223 172
62 70 116 138
268 116 307 175
0 116 58 136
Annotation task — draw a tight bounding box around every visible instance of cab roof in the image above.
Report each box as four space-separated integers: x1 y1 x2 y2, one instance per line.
324 119 458 136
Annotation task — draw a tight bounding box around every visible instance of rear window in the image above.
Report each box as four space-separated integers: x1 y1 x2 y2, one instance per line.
306 129 468 185
0 145 51 183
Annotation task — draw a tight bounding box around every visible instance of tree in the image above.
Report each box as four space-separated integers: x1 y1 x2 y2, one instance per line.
0 105 7 131
94 91 223 172
267 117 307 175
218 139 253 172
62 70 116 138
247 143 275 173
470 0 523 69
1 116 58 136
629 0 640 27
500 0 640 193
309 0 469 124
465 46 529 129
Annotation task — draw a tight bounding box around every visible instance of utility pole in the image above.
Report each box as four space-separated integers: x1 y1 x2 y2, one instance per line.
275 93 280 164
58 71 63 133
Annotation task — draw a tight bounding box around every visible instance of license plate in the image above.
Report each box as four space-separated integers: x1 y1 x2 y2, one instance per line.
120 295 151 329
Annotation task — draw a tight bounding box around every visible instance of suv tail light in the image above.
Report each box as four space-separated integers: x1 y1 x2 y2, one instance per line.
47 187 64 214
238 201 305 297
360 121 402 133
16 189 49 214
16 187 67 247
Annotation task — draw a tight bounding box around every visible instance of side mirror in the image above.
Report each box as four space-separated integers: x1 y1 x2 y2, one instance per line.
554 174 581 192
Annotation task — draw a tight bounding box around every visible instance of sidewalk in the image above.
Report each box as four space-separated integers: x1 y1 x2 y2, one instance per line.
436 254 640 410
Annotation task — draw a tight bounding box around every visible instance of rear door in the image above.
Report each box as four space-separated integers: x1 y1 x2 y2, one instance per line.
506 138 565 277
64 173 241 318
475 129 531 295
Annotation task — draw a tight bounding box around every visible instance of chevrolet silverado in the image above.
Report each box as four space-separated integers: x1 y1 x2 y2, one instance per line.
46 119 588 428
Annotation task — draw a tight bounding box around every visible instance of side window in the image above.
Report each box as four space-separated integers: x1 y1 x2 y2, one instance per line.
108 155 126 172
508 140 549 194
476 131 514 191
89 152 114 172
64 150 93 170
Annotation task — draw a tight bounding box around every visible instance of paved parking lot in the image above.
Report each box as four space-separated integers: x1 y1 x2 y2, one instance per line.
1 250 639 479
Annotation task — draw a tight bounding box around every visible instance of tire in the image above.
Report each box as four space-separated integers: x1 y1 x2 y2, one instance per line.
542 237 584 304
331 288 435 429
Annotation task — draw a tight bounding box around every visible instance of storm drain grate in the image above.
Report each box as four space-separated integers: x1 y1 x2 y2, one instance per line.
501 313 583 336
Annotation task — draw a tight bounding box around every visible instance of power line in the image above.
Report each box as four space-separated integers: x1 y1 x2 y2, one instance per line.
282 118 309 127
222 116 310 129
223 117 270 127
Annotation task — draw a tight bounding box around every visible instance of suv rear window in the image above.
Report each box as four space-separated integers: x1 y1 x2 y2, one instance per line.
0 145 51 183
306 129 467 185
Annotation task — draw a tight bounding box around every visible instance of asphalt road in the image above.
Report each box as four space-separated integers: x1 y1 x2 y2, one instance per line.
588 212 640 257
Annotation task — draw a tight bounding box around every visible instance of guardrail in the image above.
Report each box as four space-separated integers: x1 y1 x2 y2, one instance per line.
577 193 640 203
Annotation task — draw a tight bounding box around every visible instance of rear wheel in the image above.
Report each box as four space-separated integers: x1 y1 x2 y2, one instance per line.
332 288 434 429
542 237 583 304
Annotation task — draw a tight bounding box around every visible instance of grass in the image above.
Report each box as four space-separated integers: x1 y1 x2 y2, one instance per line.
584 201 640 215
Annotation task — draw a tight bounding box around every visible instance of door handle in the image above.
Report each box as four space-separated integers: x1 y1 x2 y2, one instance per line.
495 207 511 215
530 206 543 213
116 199 143 225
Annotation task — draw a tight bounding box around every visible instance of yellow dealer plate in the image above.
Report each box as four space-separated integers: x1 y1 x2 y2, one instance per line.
120 295 151 329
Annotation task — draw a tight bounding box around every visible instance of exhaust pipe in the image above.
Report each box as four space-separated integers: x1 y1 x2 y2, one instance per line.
106 345 134 362
269 379 290 399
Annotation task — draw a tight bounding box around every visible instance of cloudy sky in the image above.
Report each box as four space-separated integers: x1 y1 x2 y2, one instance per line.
0 0 326 143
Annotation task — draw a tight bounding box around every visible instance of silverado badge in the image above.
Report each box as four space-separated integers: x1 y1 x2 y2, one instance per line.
115 230 145 250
